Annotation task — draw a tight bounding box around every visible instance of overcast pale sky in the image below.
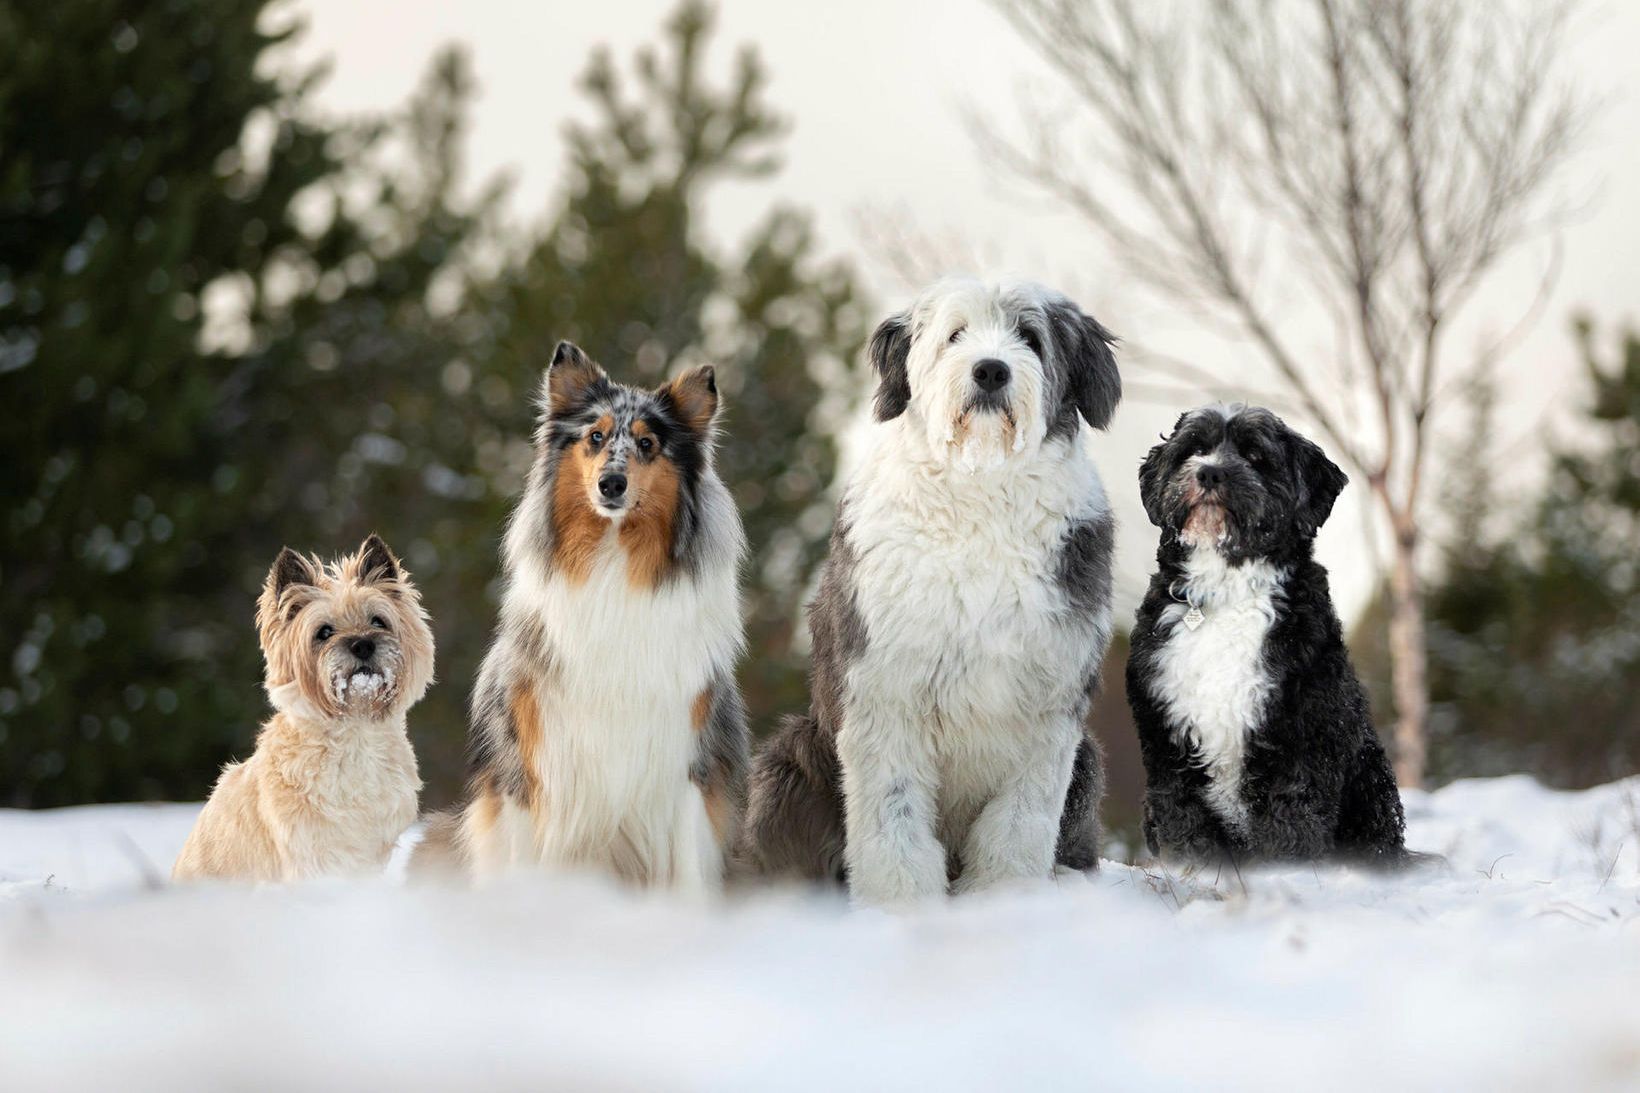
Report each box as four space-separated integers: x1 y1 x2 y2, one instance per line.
292 0 1640 618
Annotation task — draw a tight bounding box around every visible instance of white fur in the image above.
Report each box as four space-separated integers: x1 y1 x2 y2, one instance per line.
838 337 1112 906
904 279 1051 473
1147 548 1285 834
473 527 743 892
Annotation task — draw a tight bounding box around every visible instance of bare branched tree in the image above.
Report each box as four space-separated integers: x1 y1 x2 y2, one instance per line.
976 0 1588 786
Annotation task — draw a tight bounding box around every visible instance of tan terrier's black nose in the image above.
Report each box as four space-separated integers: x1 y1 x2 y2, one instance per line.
349 637 376 661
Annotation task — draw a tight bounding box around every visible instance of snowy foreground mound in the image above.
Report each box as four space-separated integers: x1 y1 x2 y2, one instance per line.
3 776 1638 1091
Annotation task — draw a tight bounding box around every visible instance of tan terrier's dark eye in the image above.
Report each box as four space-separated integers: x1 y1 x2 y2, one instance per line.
370 615 389 630
314 624 334 644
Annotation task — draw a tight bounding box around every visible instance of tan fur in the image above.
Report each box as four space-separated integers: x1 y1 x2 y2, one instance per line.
551 436 612 585
619 424 679 590
509 680 545 809
172 535 434 883
700 782 732 848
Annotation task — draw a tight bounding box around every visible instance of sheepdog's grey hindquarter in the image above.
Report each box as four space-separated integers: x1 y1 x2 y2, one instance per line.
742 278 1121 904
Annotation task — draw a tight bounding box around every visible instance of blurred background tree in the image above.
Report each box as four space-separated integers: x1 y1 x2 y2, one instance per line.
0 0 358 803
0 0 870 806
1357 319 1640 786
976 0 1588 788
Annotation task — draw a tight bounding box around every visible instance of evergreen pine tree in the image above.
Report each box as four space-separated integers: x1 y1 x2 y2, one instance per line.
1421 320 1640 783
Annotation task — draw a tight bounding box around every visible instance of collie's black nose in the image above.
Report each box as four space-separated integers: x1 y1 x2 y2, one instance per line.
971 358 1011 393
349 637 376 661
1196 464 1227 490
598 473 628 500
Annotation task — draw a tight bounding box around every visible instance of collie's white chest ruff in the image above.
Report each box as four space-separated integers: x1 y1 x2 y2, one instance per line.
479 544 742 890
1148 551 1284 832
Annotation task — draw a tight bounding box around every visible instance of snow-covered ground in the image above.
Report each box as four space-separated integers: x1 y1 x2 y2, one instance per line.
2 776 1638 1091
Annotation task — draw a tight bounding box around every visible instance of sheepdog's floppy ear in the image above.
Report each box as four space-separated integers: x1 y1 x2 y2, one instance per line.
1048 300 1121 430
660 364 719 434
868 312 912 422
354 533 401 585
1137 413 1189 528
542 340 608 418
1289 429 1348 537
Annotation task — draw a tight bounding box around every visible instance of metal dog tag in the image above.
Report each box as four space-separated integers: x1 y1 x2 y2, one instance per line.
1183 605 1206 631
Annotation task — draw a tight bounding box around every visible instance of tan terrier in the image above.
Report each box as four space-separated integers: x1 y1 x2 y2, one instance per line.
173 535 435 882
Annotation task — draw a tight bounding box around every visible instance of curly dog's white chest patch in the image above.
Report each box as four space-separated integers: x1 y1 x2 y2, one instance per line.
1148 551 1284 833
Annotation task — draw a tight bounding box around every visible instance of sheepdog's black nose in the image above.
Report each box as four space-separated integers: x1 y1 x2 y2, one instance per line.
1196 464 1227 490
598 473 628 499
349 637 376 661
971 358 1011 393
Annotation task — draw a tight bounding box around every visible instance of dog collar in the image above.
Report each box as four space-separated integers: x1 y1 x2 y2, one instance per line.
1168 579 1206 631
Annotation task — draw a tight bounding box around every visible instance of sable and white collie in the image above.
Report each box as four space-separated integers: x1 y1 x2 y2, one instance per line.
416 341 748 892
742 278 1122 905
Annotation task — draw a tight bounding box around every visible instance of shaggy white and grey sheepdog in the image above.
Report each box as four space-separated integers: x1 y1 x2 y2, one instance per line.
742 277 1122 905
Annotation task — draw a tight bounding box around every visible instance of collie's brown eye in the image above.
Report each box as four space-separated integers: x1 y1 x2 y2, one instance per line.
638 436 654 454
948 326 965 345
315 624 334 644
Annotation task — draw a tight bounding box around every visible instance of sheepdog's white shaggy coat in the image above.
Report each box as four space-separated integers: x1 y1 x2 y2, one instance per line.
743 278 1121 905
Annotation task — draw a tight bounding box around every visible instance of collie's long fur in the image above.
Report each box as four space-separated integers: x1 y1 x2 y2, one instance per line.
741 278 1121 905
416 341 747 892
173 535 434 882
1127 405 1407 865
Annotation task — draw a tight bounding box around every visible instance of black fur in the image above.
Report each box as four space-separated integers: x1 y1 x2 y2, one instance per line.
867 315 912 422
1045 299 1121 436
1128 406 1408 866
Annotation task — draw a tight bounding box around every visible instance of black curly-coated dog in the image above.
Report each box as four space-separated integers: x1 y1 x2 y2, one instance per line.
1127 405 1407 866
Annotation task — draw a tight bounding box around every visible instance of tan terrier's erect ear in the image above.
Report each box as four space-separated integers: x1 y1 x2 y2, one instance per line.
355 533 401 584
661 365 719 433
269 547 317 596
544 340 608 416
260 547 319 630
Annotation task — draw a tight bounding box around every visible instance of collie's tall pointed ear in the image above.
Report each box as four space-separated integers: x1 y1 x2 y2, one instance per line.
660 364 719 434
1290 430 1348 537
868 312 913 422
1048 300 1121 430
1137 413 1188 527
542 340 607 418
